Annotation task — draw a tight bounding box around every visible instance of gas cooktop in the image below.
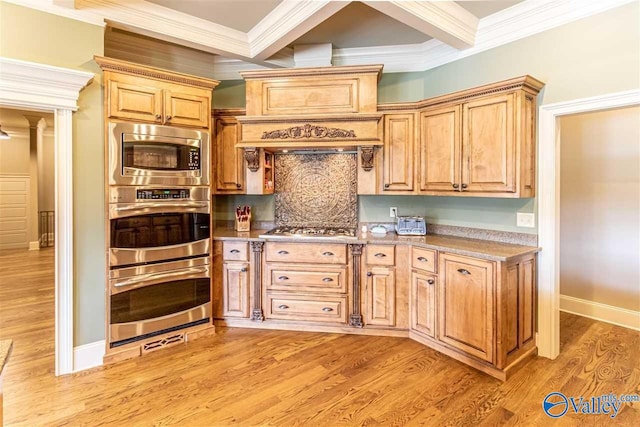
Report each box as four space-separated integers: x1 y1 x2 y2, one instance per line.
259 226 357 239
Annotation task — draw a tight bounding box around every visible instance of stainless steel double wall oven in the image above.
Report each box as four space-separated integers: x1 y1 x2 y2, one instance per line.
108 123 211 348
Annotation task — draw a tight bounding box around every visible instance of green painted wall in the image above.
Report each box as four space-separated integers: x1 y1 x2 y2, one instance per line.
0 2 105 346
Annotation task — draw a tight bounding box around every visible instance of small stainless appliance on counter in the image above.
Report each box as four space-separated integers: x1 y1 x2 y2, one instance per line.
395 216 427 235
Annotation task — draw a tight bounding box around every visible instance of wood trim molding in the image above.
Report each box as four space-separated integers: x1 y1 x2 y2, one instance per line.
537 88 640 360
250 241 265 321
243 148 260 172
94 56 219 89
349 244 364 328
560 295 640 331
0 57 93 376
360 146 375 171
239 64 384 80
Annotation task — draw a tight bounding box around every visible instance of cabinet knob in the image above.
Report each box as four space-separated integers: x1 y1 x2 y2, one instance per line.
457 268 471 275
452 183 459 189
322 307 334 312
278 304 289 310
278 276 289 281
155 114 162 120
230 249 240 254
241 267 247 272
322 277 334 282
417 257 428 262
461 183 468 189
374 253 387 258
278 250 289 255
427 279 435 285
236 183 242 188
384 184 390 188
165 115 172 121
322 251 334 256
367 272 373 277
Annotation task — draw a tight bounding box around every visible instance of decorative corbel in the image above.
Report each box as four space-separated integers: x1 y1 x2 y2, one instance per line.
244 148 260 172
360 146 375 171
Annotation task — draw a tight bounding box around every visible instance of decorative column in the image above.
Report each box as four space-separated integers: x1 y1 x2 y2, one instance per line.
250 241 265 321
349 243 364 328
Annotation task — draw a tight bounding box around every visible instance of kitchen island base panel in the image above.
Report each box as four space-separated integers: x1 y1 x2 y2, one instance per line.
214 319 409 338
409 330 537 381
103 323 215 365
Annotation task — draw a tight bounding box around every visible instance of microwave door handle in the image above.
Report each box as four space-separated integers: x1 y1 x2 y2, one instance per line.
113 202 208 211
113 266 209 289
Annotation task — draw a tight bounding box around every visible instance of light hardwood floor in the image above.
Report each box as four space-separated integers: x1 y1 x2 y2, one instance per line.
0 248 638 426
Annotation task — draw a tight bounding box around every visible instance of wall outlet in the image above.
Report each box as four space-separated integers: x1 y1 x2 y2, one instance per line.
517 212 536 228
390 207 397 218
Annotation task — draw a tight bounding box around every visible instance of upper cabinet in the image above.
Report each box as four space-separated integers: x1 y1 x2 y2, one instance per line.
213 111 245 194
384 75 543 198
95 56 219 129
382 113 416 193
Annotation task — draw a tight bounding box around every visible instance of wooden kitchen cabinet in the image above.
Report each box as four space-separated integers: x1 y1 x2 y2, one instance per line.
363 245 396 327
411 272 437 338
438 253 495 363
382 113 416 193
221 262 250 318
213 113 245 193
419 105 461 192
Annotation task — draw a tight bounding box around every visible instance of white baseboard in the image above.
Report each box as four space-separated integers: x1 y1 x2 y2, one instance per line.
73 340 105 372
560 295 640 331
28 241 40 250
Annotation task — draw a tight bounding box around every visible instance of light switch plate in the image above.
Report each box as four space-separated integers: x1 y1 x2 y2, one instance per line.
517 212 536 228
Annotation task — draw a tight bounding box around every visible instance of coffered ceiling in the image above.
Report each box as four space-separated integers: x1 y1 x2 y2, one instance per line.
6 0 635 79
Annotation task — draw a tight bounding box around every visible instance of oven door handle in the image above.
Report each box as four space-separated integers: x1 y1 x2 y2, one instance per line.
112 202 209 211
112 266 209 291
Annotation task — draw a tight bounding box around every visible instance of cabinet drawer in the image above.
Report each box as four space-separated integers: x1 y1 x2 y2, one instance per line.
266 264 347 293
223 241 249 261
265 242 347 264
366 245 395 266
266 294 347 324
412 247 437 273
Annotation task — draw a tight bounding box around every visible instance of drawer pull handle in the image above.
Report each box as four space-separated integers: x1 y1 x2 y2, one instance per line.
155 114 162 120
278 250 289 255
417 257 428 262
457 268 471 275
230 249 240 254
165 115 172 121
278 304 289 310
322 251 334 256
322 307 334 312
374 253 387 258
322 277 334 282
278 276 289 281
427 279 435 285
241 267 247 272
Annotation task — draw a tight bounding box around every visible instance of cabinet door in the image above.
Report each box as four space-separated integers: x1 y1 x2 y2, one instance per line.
439 254 495 363
214 117 245 193
462 94 515 193
383 113 415 192
165 90 210 128
419 105 461 192
364 267 396 326
222 262 250 318
108 80 163 123
411 272 437 338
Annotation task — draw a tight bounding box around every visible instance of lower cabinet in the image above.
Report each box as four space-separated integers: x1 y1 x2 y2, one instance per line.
438 253 495 363
364 267 396 326
411 271 436 338
221 262 250 318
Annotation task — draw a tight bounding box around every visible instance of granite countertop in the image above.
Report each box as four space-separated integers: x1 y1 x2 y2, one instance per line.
213 228 539 262
0 339 13 375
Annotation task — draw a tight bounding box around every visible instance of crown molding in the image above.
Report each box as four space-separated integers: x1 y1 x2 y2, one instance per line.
248 0 351 60
333 0 635 74
0 57 94 111
362 1 478 49
2 0 106 26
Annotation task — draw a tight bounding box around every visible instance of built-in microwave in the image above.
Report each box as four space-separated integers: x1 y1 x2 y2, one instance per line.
109 122 209 186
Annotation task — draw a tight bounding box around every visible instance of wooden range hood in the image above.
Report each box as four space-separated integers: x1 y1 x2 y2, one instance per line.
236 65 384 152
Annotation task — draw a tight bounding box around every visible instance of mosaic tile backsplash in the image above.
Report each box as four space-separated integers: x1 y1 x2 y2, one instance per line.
275 153 357 228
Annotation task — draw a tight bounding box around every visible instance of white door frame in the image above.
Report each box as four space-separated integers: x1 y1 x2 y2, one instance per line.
0 57 93 375
537 89 640 359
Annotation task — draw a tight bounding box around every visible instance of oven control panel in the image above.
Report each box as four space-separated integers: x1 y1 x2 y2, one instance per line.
188 148 200 170
136 189 190 200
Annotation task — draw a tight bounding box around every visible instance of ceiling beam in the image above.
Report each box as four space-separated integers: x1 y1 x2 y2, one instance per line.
248 0 351 61
362 1 478 50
